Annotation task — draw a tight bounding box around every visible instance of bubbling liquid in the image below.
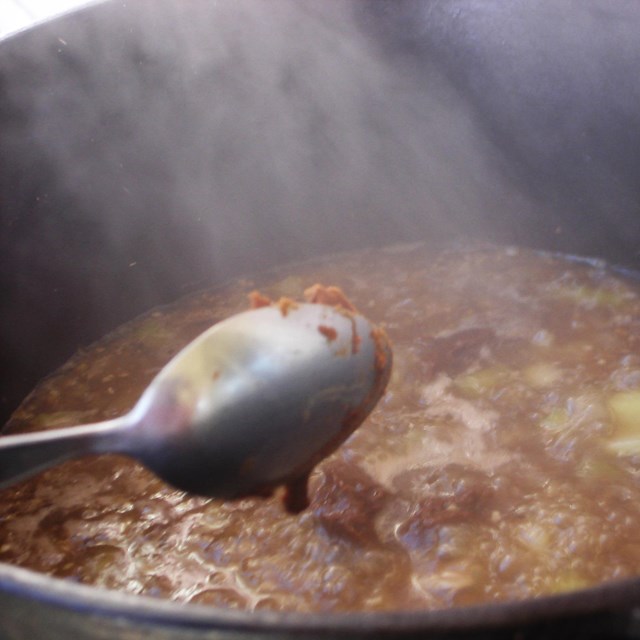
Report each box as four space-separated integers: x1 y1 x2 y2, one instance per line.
3 243 640 612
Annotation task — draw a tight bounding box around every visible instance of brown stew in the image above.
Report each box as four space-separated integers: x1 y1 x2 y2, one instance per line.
3 243 640 612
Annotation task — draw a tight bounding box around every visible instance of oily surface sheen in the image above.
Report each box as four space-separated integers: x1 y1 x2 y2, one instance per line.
3 243 640 612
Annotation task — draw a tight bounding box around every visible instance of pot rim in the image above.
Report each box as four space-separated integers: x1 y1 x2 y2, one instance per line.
1 561 640 633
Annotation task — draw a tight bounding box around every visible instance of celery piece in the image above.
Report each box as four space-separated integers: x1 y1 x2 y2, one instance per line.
523 362 562 389
550 572 591 594
133 318 172 346
540 408 570 433
606 437 640 457
608 391 640 437
577 456 626 481
516 522 550 552
453 366 510 398
554 284 629 308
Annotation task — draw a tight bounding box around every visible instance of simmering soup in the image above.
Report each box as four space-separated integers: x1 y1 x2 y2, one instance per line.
2 243 640 612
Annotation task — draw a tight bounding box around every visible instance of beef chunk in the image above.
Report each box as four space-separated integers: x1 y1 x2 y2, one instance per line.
392 464 494 548
312 461 389 547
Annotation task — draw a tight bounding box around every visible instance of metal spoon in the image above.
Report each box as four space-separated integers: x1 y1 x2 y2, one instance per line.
0 303 391 508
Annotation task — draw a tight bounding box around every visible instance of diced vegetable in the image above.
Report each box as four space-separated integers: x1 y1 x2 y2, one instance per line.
550 572 592 594
605 437 640 457
607 391 640 435
523 362 562 389
540 408 569 432
516 523 551 552
605 390 640 455
553 284 630 308
133 316 172 341
577 456 626 482
453 366 510 398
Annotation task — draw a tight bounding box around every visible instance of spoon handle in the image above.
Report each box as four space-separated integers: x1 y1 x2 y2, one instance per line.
0 418 131 490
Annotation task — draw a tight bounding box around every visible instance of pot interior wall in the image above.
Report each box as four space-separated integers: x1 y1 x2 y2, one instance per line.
1 0 640 426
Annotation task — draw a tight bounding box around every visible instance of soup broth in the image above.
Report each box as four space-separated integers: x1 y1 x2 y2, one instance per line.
2 243 640 612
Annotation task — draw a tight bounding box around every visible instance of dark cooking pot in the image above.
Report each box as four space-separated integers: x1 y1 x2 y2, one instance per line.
2 1 640 637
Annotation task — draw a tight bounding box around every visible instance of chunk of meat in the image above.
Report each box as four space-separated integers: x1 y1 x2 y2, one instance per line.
392 465 494 549
312 461 390 546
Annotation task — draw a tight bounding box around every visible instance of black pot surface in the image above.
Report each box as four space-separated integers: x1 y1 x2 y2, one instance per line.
1 1 640 637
